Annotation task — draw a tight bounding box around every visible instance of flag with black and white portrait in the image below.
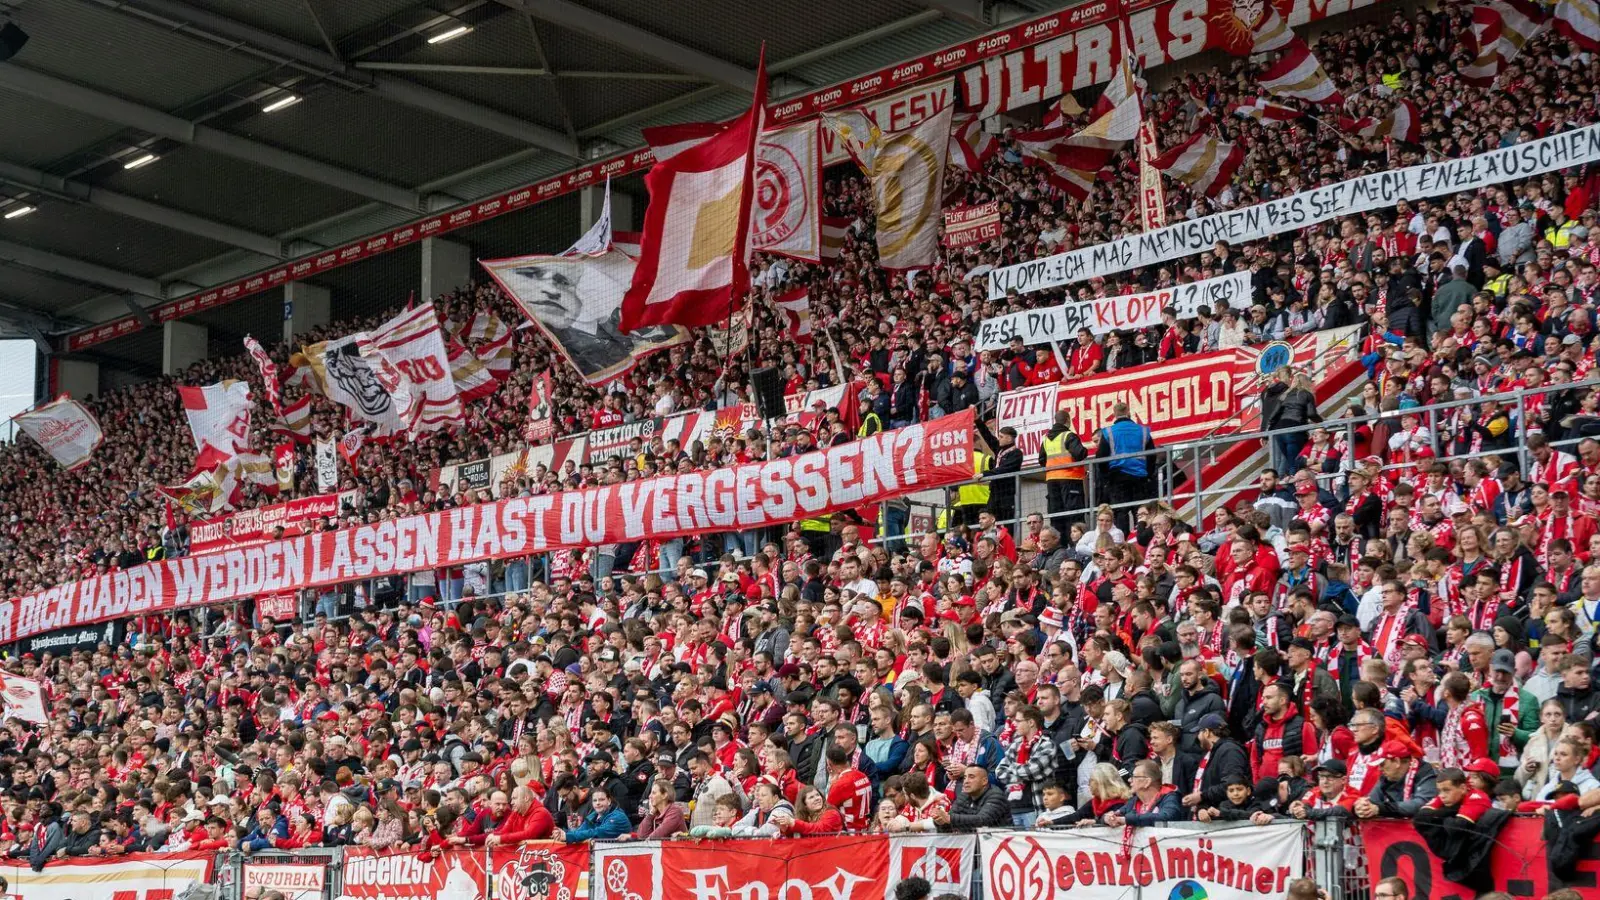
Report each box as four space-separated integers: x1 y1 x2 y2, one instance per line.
482 248 688 386
303 333 413 435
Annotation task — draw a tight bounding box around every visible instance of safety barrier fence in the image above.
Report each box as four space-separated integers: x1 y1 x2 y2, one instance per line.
7 817 1591 900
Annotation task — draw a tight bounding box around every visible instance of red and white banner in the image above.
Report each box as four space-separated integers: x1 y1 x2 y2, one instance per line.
0 672 48 724
59 0 1384 356
244 335 283 416
1137 118 1168 230
12 395 103 470
366 304 462 431
0 851 214 900
943 201 1002 250
997 382 1063 459
245 862 326 900
981 824 1302 900
592 835 975 900
189 492 346 554
340 848 487 900
255 591 298 623
525 370 556 443
490 843 591 900
0 411 973 643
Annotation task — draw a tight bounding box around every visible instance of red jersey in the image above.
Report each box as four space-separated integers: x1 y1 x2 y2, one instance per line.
826 768 875 832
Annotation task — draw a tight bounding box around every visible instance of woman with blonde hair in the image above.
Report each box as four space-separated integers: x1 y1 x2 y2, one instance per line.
1052 764 1131 828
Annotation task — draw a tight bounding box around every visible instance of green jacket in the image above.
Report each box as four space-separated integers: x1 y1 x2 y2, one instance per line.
1472 686 1540 754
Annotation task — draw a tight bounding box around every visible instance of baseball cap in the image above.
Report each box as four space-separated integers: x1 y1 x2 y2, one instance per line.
1465 758 1501 779
1336 614 1362 630
1313 759 1348 777
655 753 676 767
1197 713 1226 733
1377 739 1414 760
690 568 708 580
1295 483 1317 495
1490 649 1517 674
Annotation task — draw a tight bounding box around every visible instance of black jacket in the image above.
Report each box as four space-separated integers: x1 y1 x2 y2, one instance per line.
1127 690 1163 729
944 783 1010 831
1196 739 1253 806
1175 682 1226 754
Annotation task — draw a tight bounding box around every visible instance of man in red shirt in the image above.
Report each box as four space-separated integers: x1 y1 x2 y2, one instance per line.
485 786 554 846
823 746 874 832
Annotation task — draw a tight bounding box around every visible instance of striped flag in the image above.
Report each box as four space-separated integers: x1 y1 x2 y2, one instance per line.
1248 6 1295 52
454 310 510 344
1554 0 1600 49
447 339 497 402
1462 0 1546 86
612 231 643 258
1341 99 1422 144
242 336 282 416
1151 131 1246 199
775 288 814 345
1015 57 1141 199
273 395 313 444
1229 97 1302 123
820 216 850 262
1258 39 1343 106
1038 94 1086 130
949 114 998 171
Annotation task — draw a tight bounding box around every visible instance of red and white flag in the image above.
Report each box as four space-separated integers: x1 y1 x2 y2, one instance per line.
1462 0 1546 86
1229 97 1301 123
775 288 814 345
1136 118 1167 230
949 114 998 170
448 339 497 402
1014 57 1141 199
0 674 49 725
820 216 851 262
612 231 643 258
622 51 768 331
1554 0 1600 50
273 441 296 493
274 394 313 444
178 380 253 459
363 304 461 432
12 395 102 470
454 310 510 344
243 336 282 416
337 427 367 468
1258 39 1344 106
1152 130 1246 198
228 451 281 501
1341 99 1422 144
1038 94 1086 130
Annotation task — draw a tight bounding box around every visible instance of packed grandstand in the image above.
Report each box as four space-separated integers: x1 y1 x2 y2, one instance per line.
0 0 1595 899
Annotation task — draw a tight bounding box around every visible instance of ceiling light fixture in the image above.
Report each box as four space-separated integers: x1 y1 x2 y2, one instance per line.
261 94 301 113
427 25 471 44
4 205 35 220
123 153 159 170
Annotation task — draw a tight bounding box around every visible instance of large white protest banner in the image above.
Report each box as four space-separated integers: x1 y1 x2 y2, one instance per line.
976 270 1252 350
989 124 1600 298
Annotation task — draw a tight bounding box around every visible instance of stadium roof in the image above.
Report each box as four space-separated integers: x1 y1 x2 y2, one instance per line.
0 0 1060 345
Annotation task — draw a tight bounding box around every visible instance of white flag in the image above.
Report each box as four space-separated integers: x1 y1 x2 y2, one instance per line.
363 305 461 432
315 439 338 492
12 395 102 470
0 674 48 725
846 86 954 270
752 120 821 262
315 333 412 435
565 177 615 257
177 380 253 458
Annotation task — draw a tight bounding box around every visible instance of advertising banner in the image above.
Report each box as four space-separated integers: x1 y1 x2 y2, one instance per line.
976 270 1253 350
944 202 1003 249
592 834 974 900
981 824 1302 900
338 847 486 900
1361 817 1600 897
189 492 348 554
0 851 214 900
0 411 974 644
990 124 1600 297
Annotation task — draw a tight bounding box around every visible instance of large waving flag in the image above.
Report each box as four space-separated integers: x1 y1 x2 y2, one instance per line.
1229 97 1302 123
1013 58 1141 199
860 99 954 270
242 336 282 416
12 396 102 470
178 380 252 458
1341 100 1422 144
1152 130 1246 198
1258 39 1344 106
362 304 460 433
1554 0 1600 50
775 287 814 345
303 333 412 435
950 114 999 171
1461 0 1546 86
622 51 768 331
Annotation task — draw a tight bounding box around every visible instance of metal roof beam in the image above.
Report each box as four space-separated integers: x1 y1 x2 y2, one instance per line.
120 295 155 327
0 65 422 211
0 239 165 299
0 159 284 259
910 0 989 26
494 0 756 92
87 0 581 157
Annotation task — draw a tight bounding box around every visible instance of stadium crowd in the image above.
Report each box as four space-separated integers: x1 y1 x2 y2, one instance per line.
0 1 1595 888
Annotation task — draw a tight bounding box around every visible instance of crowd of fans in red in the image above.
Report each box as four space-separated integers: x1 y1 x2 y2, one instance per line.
0 1 1594 883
